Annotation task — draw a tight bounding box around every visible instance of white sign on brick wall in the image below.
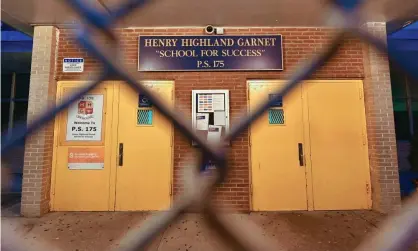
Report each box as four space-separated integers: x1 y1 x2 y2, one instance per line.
63 58 84 72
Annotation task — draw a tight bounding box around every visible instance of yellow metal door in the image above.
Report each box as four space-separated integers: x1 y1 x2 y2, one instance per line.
303 80 371 210
115 81 173 211
249 81 308 211
51 81 116 211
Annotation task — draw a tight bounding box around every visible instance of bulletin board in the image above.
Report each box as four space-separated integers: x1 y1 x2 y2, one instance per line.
192 90 230 146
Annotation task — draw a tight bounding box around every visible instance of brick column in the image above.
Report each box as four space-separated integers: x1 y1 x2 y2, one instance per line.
21 26 58 217
362 22 401 213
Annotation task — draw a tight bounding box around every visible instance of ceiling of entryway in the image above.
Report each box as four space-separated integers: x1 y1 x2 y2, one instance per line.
2 0 418 33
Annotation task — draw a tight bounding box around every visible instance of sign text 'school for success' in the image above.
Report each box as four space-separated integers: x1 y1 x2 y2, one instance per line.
138 35 283 71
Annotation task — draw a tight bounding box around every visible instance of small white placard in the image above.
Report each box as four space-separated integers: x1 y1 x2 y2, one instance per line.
196 113 209 130
63 58 84 73
214 110 226 126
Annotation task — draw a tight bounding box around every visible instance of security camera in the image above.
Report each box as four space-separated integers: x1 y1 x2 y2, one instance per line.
204 25 215 34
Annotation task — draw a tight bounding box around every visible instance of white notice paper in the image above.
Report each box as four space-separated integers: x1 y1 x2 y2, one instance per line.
212 94 225 111
196 113 209 130
63 58 84 73
197 94 214 112
214 110 226 126
207 125 222 144
66 94 104 141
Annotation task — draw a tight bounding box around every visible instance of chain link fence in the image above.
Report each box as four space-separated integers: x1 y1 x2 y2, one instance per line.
2 0 418 250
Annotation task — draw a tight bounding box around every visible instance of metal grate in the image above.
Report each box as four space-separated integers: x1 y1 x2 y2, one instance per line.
137 109 153 125
268 109 285 125
2 0 418 251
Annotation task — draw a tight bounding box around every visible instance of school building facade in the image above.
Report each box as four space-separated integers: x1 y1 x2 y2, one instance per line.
21 23 401 217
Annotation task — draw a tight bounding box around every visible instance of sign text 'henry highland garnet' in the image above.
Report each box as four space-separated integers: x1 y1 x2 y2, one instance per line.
138 35 283 71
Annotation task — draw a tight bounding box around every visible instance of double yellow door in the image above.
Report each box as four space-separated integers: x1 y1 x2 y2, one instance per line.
51 81 173 211
249 80 371 211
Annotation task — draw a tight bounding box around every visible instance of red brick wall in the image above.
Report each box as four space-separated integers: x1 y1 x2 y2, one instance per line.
56 27 364 211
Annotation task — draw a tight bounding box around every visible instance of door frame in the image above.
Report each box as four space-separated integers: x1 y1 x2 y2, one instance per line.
247 80 309 211
113 80 175 210
302 80 372 210
247 79 371 211
51 80 175 211
50 81 118 211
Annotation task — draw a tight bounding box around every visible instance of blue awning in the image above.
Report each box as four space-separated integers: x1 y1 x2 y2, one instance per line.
1 22 33 72
1 31 32 41
1 22 33 52
1 41 33 52
388 21 418 74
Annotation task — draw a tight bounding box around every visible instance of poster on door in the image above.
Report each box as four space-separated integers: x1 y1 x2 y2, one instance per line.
68 147 105 170
66 94 104 141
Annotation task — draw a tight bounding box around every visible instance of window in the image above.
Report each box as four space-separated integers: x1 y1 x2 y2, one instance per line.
1 102 10 133
268 109 285 125
15 74 30 99
1 74 12 99
1 73 30 139
137 109 153 125
393 98 410 140
390 61 417 140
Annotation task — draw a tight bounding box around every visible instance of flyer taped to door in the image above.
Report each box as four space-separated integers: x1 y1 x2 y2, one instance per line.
66 94 104 141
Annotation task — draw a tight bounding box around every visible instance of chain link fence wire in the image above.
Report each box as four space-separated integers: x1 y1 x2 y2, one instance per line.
2 0 418 250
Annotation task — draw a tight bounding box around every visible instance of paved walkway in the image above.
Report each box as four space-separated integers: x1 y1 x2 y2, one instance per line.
3 210 406 251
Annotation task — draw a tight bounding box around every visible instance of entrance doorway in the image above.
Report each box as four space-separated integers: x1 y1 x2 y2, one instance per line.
114 82 173 210
249 80 371 211
51 81 173 211
249 82 307 210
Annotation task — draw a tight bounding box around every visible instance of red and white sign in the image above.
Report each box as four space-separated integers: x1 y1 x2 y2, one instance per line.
66 94 104 141
68 147 105 170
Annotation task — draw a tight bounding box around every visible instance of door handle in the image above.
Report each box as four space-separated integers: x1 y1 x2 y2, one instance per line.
298 143 304 166
118 143 124 166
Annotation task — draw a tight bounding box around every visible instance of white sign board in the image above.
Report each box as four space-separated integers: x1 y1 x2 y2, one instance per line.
66 94 104 141
63 58 84 73
192 90 230 146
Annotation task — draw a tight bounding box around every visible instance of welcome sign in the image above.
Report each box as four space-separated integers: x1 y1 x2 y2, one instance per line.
138 35 283 71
